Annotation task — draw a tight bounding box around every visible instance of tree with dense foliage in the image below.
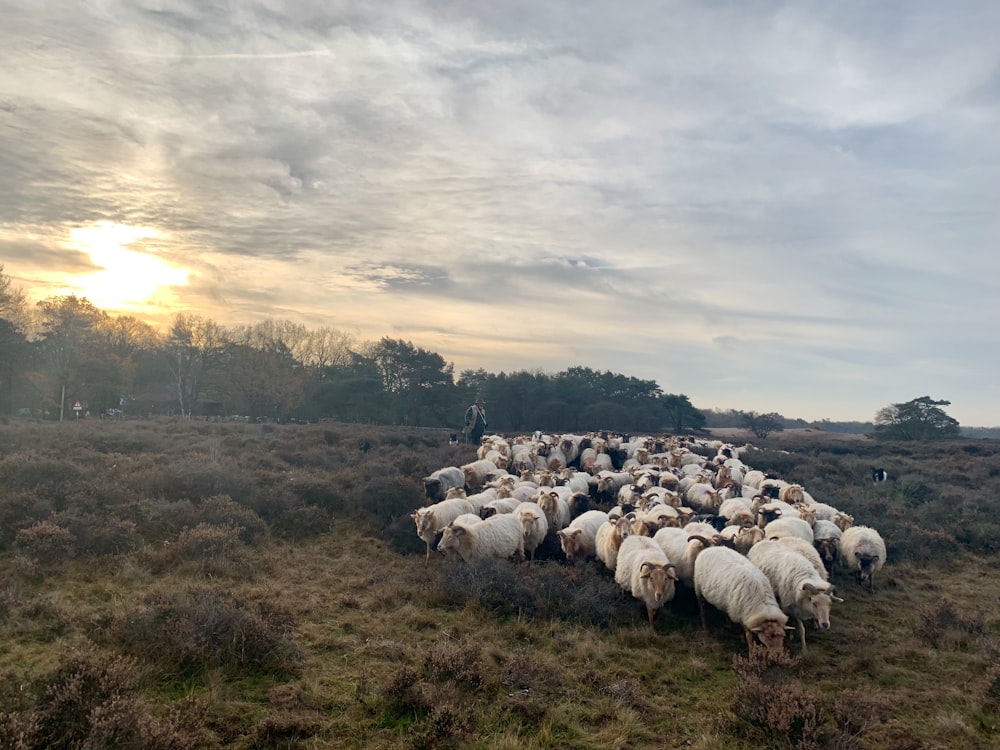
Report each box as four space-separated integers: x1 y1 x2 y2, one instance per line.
873 396 960 441
661 393 707 434
739 410 784 439
34 295 109 419
0 266 30 415
163 314 225 418
371 338 457 426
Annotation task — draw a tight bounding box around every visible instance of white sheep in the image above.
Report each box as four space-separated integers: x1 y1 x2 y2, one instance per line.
480 497 522 518
775 536 829 581
652 527 714 587
461 459 501 493
719 524 765 555
748 540 842 654
693 545 790 657
685 483 722 514
718 497 755 528
557 510 610 563
412 496 475 561
811 519 843 574
422 466 466 502
614 535 678 628
514 502 549 561
838 525 887 593
436 513 525 563
764 517 814 543
595 515 633 571
537 490 572 533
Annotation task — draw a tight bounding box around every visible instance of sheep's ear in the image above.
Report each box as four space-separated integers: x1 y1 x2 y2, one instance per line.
802 582 819 595
452 526 465 536
666 564 679 581
639 562 654 577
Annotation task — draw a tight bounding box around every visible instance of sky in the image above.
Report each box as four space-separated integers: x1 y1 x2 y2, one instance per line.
2 1 999 426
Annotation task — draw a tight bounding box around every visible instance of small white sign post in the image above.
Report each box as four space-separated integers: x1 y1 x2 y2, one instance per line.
73 401 83 419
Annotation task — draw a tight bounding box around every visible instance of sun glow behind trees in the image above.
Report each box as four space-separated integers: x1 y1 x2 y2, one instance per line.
61 222 189 312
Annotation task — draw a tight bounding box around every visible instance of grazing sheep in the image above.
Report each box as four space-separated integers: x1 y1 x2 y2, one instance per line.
557 510 610 563
462 459 502 493
748 540 842 654
423 466 466 502
811 520 843 573
480 497 522 518
693 546 790 657
685 483 723 514
537 490 572 533
515 502 549 561
437 513 525 563
775 536 829 581
764 517 814 544
412 497 476 561
596 515 634 571
719 525 765 555
615 535 678 628
718 497 755 528
839 525 887 593
652 528 714 587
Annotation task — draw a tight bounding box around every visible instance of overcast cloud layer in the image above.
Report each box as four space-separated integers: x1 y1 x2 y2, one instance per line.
2 1 998 425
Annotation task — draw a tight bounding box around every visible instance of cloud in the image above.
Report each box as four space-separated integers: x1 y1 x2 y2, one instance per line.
1 1 999 424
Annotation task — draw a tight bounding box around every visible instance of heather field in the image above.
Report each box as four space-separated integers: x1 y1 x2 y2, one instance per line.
0 418 998 749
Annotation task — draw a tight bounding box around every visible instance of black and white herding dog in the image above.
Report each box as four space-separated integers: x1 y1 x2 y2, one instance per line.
871 467 895 483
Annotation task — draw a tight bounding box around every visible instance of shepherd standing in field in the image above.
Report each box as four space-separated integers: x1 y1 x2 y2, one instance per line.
465 398 487 445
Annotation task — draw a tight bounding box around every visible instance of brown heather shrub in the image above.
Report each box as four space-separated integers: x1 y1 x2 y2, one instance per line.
408 702 474 750
501 648 564 697
155 523 252 577
825 688 893 749
0 650 195 750
113 587 304 679
378 665 431 719
435 558 633 624
731 650 824 750
0 490 41 549
914 598 987 650
130 498 199 543
0 451 85 492
48 510 140 556
13 521 77 565
196 494 269 544
271 505 334 540
423 637 491 691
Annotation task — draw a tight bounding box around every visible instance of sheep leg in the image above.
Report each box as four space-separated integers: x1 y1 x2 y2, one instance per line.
796 618 807 655
696 594 709 631
646 605 657 630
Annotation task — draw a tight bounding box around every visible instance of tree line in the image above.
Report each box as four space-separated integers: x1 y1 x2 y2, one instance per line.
1 267 967 439
0 267 706 433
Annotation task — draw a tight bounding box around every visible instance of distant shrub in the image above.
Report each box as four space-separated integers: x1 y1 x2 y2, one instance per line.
13 521 77 565
113 587 304 679
423 637 490 691
0 650 195 750
156 523 252 578
271 505 334 540
914 598 986 650
435 559 631 624
381 513 426 556
49 510 140 556
133 499 199 542
731 650 823 750
196 495 269 544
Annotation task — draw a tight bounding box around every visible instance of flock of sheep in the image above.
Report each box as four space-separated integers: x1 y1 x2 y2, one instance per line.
412 432 887 657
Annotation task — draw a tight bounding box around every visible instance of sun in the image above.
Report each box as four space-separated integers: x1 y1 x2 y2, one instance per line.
65 222 189 312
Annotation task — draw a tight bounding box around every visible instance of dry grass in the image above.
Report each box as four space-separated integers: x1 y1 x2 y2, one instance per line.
0 419 999 748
